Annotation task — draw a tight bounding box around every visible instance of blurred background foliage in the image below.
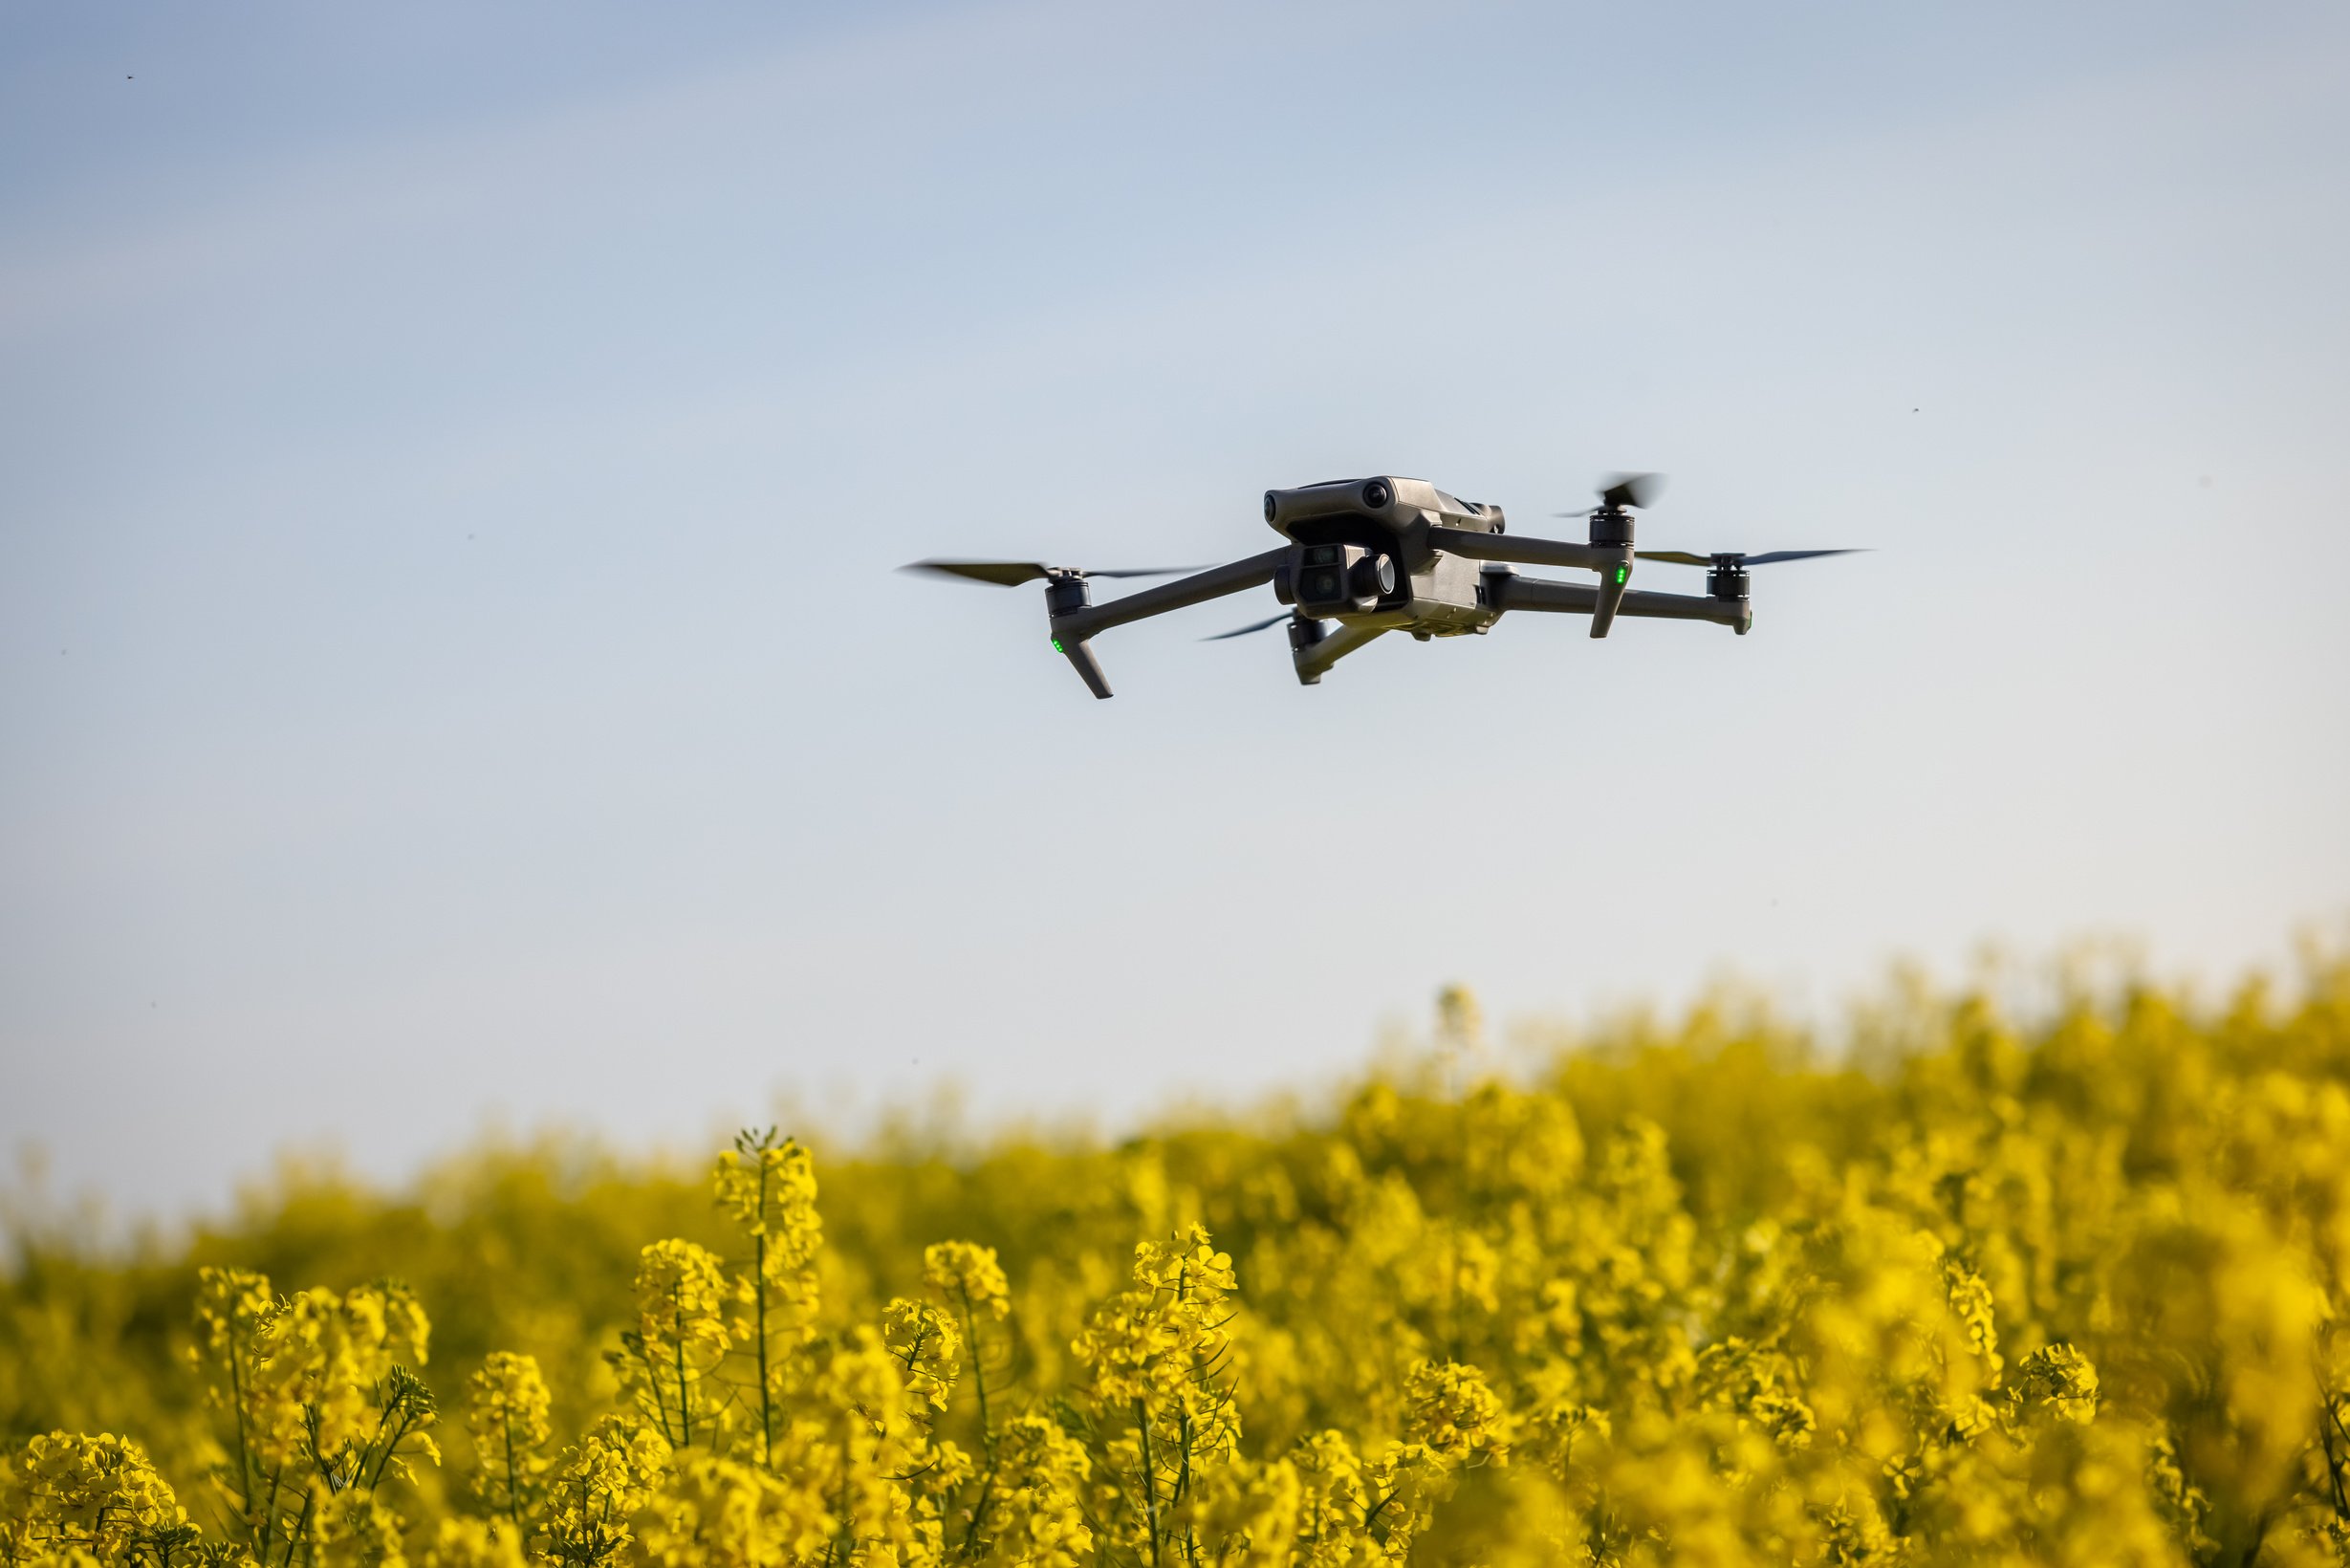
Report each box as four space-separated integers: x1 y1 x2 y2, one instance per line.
5 947 2349 1564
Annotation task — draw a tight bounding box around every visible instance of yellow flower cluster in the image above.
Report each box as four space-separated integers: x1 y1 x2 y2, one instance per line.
0 1432 184 1562
610 1241 729 1450
5 952 2350 1564
466 1353 551 1526
1069 1224 1245 1560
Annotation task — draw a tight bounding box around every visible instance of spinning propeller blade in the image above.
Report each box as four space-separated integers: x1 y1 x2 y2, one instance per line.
1634 548 1865 567
1202 612 1292 642
902 559 1054 585
1554 471 1666 518
1599 471 1665 511
901 558 1204 586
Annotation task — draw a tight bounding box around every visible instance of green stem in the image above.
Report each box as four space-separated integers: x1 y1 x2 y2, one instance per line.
838 1435 855 1560
1135 1397 1163 1568
366 1418 403 1489
673 1294 692 1447
366 1384 420 1490
504 1410 523 1528
226 1335 257 1543
960 1287 993 1459
279 1488 315 1568
957 1465 999 1559
755 1217 774 1470
257 1463 285 1563
2319 1384 2350 1521
1177 1407 1200 1568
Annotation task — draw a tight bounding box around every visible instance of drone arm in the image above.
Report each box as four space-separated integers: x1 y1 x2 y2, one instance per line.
1619 585 1746 629
1425 525 1622 576
1488 571 1750 631
1041 548 1288 699
1429 526 1638 638
1053 549 1288 642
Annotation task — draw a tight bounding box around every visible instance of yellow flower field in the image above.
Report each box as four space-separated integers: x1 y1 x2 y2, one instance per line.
5 958 2349 1565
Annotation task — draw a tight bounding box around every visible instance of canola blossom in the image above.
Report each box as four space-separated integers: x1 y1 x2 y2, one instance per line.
4 957 2349 1564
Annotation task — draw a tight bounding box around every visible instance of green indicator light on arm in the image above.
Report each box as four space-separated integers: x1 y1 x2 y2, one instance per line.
1051 639 1063 653
1615 566 1628 585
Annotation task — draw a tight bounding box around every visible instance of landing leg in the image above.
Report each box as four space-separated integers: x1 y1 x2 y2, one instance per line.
1056 636 1113 698
1291 621 1387 686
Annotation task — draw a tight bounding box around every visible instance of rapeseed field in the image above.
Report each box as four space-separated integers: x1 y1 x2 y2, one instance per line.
5 958 2348 1566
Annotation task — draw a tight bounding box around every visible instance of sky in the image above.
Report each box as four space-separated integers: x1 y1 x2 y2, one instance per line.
4 1 2346 1221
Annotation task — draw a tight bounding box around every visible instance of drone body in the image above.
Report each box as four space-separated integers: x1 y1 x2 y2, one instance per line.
908 474 1857 698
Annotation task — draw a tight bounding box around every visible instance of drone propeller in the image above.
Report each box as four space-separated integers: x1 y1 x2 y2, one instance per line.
1547 473 1665 636
1634 548 1864 567
1553 471 1665 518
901 558 1204 586
1202 611 1293 642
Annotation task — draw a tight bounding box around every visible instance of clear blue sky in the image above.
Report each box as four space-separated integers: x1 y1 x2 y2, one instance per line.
5 1 2345 1218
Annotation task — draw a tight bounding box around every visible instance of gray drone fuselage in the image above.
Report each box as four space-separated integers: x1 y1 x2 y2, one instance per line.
905 473 1842 698
1041 475 1755 696
1263 475 1507 640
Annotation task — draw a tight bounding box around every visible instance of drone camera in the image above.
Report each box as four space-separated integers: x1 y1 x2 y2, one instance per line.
1293 542 1399 614
1297 544 1349 606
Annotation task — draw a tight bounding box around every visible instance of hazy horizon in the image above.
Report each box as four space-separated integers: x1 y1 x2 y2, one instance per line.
13 929 2337 1236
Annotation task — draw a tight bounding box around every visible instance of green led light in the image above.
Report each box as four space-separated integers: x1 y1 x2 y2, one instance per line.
1051 639 1063 653
1615 566 1629 585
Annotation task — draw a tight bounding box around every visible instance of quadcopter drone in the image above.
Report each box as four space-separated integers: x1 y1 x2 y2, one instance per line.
905 474 1857 698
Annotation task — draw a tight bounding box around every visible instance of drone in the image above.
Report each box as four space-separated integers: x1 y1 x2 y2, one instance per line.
905 474 1858 698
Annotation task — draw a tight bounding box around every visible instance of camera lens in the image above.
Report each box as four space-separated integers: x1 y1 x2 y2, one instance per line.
1309 570 1340 599
1263 491 1278 523
1362 481 1392 509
